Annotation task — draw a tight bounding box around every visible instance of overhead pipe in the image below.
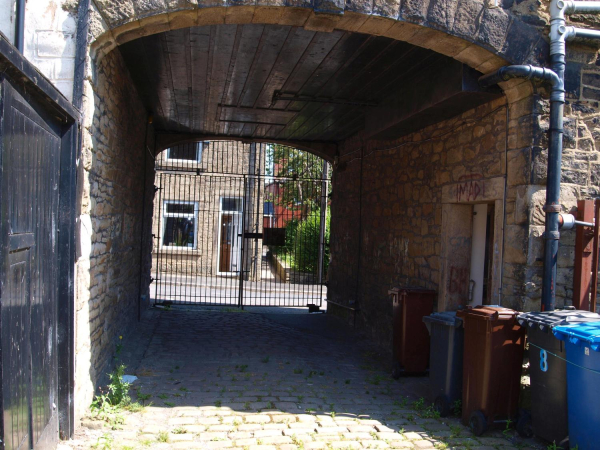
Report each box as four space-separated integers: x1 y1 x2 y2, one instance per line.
15 0 25 52
482 64 564 312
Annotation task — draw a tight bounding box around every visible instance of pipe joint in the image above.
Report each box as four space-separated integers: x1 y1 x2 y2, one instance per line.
479 65 563 92
545 231 561 240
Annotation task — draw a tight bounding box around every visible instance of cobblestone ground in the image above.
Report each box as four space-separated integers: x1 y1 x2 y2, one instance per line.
62 308 542 450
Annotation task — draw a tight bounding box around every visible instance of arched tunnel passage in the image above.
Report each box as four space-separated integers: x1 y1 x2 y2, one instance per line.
77 16 536 425
150 140 332 309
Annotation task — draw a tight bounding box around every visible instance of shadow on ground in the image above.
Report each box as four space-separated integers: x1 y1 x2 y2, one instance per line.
62 307 544 450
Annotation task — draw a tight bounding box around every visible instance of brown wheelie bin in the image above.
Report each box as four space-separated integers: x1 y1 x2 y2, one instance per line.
456 306 525 436
389 287 435 376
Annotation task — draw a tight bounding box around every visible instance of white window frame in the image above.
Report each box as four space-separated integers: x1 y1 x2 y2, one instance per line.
217 196 243 274
166 142 205 163
161 200 198 250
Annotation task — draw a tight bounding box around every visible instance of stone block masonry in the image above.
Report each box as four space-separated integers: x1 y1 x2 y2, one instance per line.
74 46 153 423
328 79 600 350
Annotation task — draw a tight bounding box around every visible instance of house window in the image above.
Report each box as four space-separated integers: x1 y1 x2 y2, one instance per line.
166 142 205 162
221 197 243 212
162 201 197 249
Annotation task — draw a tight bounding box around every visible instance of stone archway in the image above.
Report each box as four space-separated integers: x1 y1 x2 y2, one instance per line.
74 0 555 425
88 1 548 74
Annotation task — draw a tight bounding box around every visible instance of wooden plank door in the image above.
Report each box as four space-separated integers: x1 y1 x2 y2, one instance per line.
0 79 60 450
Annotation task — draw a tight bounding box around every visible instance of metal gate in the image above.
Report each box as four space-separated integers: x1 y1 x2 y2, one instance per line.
151 141 329 308
0 42 78 449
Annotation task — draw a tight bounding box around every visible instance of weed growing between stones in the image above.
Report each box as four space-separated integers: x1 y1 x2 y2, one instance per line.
89 338 143 428
91 433 113 450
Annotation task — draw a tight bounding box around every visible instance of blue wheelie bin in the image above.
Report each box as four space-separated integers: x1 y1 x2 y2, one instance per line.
553 321 600 450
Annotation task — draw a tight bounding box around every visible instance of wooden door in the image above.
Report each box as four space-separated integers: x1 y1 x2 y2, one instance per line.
0 79 60 450
219 214 233 272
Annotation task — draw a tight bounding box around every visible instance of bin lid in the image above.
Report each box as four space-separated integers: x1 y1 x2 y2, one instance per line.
388 286 437 296
553 322 600 351
456 305 519 321
518 310 600 333
423 311 463 328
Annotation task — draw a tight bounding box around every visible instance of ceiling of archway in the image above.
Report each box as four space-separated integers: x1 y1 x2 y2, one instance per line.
119 24 500 144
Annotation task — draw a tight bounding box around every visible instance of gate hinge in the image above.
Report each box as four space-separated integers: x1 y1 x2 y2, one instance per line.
154 185 161 192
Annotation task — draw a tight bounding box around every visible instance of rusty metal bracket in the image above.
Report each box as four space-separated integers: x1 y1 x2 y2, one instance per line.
544 204 562 213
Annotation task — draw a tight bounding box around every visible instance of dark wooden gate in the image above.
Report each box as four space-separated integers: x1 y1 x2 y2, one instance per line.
0 36 78 448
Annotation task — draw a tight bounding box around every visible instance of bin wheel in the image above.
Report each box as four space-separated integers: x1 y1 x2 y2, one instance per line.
516 412 533 438
391 361 402 379
468 411 487 436
434 395 451 417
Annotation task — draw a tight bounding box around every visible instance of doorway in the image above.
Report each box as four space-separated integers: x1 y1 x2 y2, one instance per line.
218 198 243 274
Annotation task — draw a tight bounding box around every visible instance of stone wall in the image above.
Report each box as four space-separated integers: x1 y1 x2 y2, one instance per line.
24 0 77 101
329 97 510 348
74 47 151 422
329 59 600 350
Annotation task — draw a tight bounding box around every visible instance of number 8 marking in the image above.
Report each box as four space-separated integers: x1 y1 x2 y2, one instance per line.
540 349 548 372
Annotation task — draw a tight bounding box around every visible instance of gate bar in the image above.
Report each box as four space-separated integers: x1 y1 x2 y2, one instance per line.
238 176 247 309
318 161 329 285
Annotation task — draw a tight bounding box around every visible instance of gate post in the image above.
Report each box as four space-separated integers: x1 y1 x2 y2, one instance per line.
573 199 595 310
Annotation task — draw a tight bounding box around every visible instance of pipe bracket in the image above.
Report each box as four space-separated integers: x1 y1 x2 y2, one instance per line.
544 204 562 213
546 231 561 240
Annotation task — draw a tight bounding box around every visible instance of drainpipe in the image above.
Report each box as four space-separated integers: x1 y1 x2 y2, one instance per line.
480 66 563 312
480 0 600 311
15 0 25 52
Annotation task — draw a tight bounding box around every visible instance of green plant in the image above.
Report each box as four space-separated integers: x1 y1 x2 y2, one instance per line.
345 379 351 385
420 404 440 419
157 431 169 443
291 434 305 450
136 391 151 404
503 419 513 437
547 442 563 450
179 387 189 392
452 399 462 416
237 364 248 372
412 398 425 411
90 363 131 427
294 368 303 374
291 211 331 273
124 402 144 413
266 401 275 409
261 356 270 363
172 427 187 434
92 433 113 450
164 401 175 407
449 424 462 438
244 402 251 410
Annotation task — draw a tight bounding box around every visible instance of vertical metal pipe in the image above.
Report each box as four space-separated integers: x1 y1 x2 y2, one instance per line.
317 161 329 285
15 0 25 52
541 55 566 312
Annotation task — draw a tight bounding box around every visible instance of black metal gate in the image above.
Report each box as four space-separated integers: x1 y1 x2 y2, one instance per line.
0 38 78 448
151 141 330 308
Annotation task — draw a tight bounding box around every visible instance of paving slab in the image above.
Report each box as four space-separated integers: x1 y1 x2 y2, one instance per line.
62 307 544 449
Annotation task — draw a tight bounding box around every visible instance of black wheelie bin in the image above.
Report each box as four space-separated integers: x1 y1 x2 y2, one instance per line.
517 308 600 446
